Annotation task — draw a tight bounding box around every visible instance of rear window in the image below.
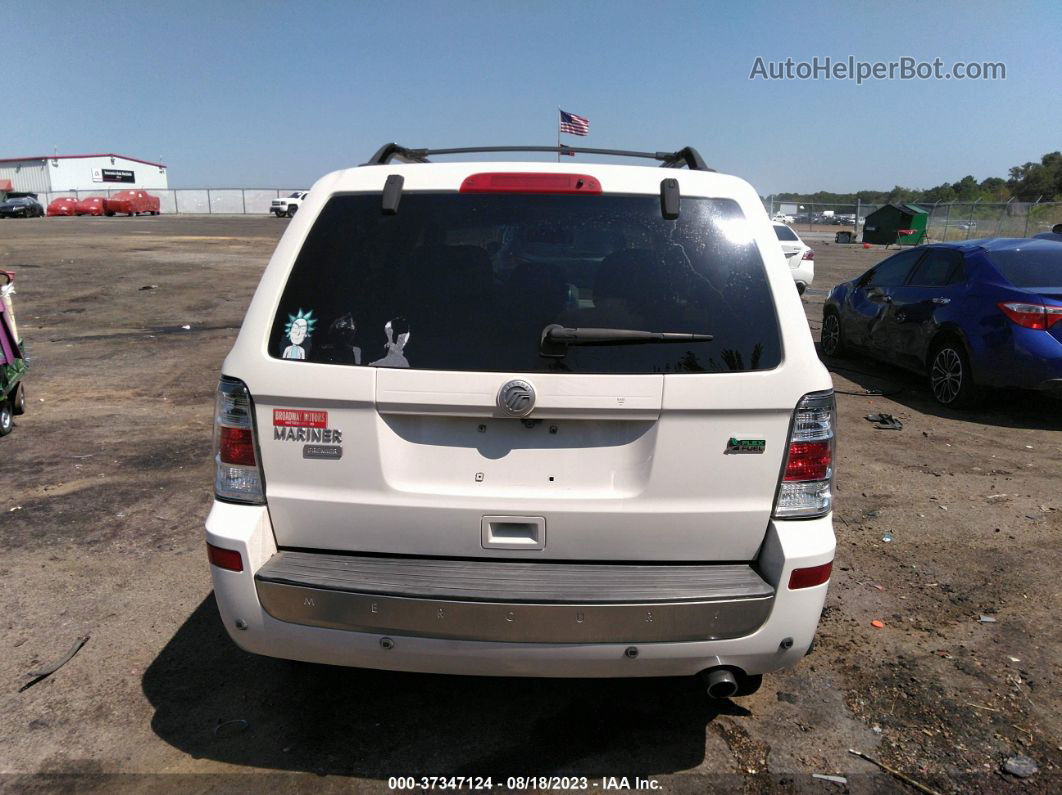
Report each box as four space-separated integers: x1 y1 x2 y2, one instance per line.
270 193 781 374
986 244 1062 287
774 225 799 241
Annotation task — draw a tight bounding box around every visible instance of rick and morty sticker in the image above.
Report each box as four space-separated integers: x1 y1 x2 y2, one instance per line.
281 309 316 360
278 309 412 368
369 317 411 368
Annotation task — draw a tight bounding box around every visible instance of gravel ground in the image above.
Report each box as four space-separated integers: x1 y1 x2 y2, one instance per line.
0 216 1058 792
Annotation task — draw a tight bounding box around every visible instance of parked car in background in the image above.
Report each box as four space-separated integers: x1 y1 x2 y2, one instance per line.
104 190 160 217
0 196 44 219
821 238 1062 407
771 212 794 224
773 222 814 294
47 197 79 216
270 191 308 217
206 143 836 698
76 197 106 216
1032 223 1062 243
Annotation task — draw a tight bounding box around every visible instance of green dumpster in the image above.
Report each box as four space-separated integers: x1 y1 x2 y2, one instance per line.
862 203 928 245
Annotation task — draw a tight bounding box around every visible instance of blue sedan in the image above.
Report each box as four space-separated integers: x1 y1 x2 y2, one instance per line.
821 238 1062 407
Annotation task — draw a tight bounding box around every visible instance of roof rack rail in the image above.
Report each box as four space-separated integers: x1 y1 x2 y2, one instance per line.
362 143 715 172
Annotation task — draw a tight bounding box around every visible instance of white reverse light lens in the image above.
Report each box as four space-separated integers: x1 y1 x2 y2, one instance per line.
775 480 832 518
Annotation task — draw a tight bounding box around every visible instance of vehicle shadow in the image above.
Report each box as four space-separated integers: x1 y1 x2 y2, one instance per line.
143 596 745 778
819 349 1062 431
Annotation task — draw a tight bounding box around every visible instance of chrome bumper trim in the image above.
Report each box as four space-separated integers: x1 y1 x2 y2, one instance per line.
256 581 773 644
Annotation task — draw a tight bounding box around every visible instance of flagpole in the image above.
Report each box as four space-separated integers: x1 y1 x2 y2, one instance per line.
556 107 561 162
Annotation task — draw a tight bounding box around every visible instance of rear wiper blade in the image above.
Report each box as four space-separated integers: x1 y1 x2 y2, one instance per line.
540 324 713 358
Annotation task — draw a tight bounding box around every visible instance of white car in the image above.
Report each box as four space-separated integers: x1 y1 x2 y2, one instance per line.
207 144 835 699
774 222 814 294
270 191 309 218
771 212 794 224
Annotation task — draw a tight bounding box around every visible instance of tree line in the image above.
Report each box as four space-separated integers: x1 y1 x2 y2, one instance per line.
773 150 1062 206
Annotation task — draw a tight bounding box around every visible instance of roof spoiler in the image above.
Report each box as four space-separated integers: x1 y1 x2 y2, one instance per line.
362 143 714 172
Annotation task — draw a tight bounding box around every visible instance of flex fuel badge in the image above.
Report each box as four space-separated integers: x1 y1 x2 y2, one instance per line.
726 437 766 454
273 409 343 458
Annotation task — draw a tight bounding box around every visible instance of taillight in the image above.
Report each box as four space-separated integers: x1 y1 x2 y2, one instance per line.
998 301 1062 330
219 426 255 466
774 391 834 519
783 441 831 481
207 542 244 572
214 377 265 504
802 248 815 260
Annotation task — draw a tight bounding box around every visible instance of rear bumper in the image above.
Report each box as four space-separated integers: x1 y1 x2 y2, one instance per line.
254 552 774 643
973 326 1062 389
205 501 834 677
789 260 814 287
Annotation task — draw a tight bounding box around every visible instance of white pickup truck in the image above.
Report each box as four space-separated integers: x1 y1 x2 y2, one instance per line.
270 191 309 218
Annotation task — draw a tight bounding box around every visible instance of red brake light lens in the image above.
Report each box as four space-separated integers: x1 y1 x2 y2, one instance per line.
788 561 833 589
802 248 815 260
783 440 831 482
997 301 1062 330
207 543 244 572
219 426 256 466
459 173 602 194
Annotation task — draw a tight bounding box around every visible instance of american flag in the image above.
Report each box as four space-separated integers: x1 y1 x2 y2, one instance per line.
559 110 589 136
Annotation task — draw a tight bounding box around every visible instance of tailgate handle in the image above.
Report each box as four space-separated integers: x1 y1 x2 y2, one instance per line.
481 516 545 551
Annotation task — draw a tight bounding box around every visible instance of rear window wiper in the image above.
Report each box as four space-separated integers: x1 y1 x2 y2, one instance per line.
540 324 713 358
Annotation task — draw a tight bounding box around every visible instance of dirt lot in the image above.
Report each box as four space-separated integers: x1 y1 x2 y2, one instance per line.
0 216 1059 792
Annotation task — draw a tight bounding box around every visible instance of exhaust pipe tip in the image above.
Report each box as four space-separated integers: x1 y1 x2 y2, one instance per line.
702 667 739 699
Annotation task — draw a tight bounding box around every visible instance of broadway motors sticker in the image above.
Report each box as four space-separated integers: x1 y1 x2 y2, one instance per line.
273 408 328 428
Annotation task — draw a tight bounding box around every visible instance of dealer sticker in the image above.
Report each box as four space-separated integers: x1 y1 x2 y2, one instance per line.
273 408 327 428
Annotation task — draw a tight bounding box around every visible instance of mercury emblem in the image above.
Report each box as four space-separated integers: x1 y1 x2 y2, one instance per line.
497 379 536 418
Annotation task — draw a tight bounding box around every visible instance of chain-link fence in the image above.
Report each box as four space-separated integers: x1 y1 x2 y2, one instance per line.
765 198 1062 242
35 188 306 215
924 200 1062 241
31 189 1062 232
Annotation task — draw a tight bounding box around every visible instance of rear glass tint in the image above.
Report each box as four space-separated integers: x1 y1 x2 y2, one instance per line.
271 193 781 374
987 244 1062 287
774 225 799 241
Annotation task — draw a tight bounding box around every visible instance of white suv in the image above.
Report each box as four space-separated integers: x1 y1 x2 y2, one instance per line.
207 144 836 699
270 191 308 218
773 222 815 294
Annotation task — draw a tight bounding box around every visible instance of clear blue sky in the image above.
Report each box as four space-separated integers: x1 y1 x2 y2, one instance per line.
5 1 1059 194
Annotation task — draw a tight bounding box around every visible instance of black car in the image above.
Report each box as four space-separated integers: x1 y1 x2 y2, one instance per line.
0 196 44 218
